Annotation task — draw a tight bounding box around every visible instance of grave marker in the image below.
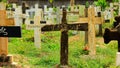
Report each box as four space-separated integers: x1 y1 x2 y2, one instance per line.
14 6 23 26
76 6 104 55
0 9 21 66
119 0 120 15
41 8 88 67
25 7 43 48
70 0 75 11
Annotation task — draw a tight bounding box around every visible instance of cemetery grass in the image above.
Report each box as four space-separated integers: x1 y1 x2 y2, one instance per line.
7 24 120 68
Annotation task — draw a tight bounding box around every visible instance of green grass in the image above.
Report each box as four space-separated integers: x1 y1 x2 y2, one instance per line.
7 23 120 68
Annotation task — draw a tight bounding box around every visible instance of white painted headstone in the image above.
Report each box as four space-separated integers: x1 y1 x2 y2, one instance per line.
44 5 48 22
116 52 120 66
47 8 54 24
78 5 85 17
12 3 17 9
25 5 44 48
56 7 61 23
104 9 111 20
95 6 101 16
25 7 35 25
14 6 23 26
44 5 48 13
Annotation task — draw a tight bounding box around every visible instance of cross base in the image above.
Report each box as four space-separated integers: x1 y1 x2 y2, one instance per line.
55 64 72 68
116 52 120 66
0 55 13 67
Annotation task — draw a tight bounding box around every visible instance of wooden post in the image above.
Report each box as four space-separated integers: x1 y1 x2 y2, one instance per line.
77 6 103 55
34 15 41 48
70 0 75 11
119 0 120 15
88 7 96 55
0 10 8 56
84 7 88 45
0 4 21 66
25 7 43 48
60 8 68 65
41 8 88 67
110 3 114 23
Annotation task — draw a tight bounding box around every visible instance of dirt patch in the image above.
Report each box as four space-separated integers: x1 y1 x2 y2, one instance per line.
69 35 81 43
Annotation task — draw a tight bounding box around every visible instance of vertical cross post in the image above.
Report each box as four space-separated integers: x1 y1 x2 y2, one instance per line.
77 6 104 55
34 9 42 48
70 0 75 11
60 8 68 65
41 8 88 67
0 4 21 66
25 6 43 48
88 7 96 55
0 10 8 56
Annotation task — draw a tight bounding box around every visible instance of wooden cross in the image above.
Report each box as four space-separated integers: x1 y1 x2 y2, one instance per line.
0 10 14 56
0 9 21 65
41 8 88 66
76 6 104 55
25 8 43 48
70 0 75 11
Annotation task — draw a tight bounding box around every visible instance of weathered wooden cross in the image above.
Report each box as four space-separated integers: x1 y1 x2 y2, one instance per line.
76 6 104 55
41 8 88 66
0 7 21 66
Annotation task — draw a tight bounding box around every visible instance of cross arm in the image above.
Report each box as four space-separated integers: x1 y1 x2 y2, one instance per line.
68 23 88 31
41 24 62 31
41 23 88 31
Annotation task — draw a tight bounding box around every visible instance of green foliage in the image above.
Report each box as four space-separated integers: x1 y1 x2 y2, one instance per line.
6 4 13 9
0 0 7 2
112 0 119 2
49 0 54 4
2 0 7 2
85 1 89 8
94 0 108 11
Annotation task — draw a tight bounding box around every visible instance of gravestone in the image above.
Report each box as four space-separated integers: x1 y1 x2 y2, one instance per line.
44 5 48 21
77 6 104 55
41 8 88 67
94 6 101 17
14 6 23 26
70 0 75 11
110 3 114 23
25 6 43 48
12 3 17 9
119 0 120 15
56 7 61 24
0 4 21 66
25 7 35 25
48 8 54 24
79 5 85 17
104 9 111 21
